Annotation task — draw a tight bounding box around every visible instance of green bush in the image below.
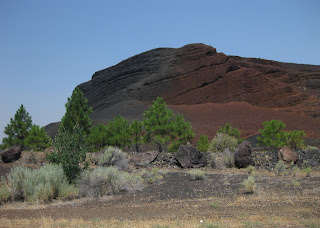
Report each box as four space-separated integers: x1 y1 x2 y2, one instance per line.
96 147 128 170
197 135 209 152
0 179 12 204
257 120 306 149
86 123 109 151
242 176 256 193
303 167 312 177
245 165 256 175
207 153 217 169
189 169 205 180
139 168 164 184
208 133 238 153
5 164 77 203
217 123 241 139
47 124 88 183
78 167 143 198
167 140 182 152
223 149 234 168
25 125 52 151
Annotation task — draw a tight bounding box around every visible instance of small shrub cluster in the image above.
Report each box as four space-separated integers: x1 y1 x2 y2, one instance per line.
208 133 238 153
2 164 78 203
78 167 143 198
223 149 234 168
197 135 209 152
274 160 287 176
303 167 312 177
139 168 164 184
0 179 12 204
217 123 241 139
96 147 128 170
189 169 205 180
241 176 256 194
245 165 256 175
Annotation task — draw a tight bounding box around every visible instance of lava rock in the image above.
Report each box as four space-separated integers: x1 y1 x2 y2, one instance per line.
0 146 22 163
234 141 254 168
278 146 298 167
175 145 207 168
130 151 158 167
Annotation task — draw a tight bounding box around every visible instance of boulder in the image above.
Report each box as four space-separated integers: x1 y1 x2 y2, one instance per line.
234 141 254 168
278 146 298 166
130 151 158 167
0 146 22 163
175 145 207 168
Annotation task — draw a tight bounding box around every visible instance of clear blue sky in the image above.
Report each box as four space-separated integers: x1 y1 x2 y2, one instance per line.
0 0 319 142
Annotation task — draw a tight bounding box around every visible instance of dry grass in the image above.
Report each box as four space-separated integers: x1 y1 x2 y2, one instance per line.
0 216 319 228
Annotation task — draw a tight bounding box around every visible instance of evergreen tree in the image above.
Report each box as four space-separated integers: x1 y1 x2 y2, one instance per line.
197 135 209 152
86 123 109 151
107 115 131 148
143 97 174 152
1 104 32 150
25 125 52 151
168 114 195 152
47 124 88 183
257 120 287 148
129 120 143 152
217 123 241 139
61 87 92 135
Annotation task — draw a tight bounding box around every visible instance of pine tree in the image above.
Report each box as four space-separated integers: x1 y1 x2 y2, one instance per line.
129 120 143 152
142 97 174 152
61 87 92 135
86 123 109 151
217 123 241 139
2 104 32 150
197 135 209 152
25 125 52 151
257 120 287 148
168 114 195 152
107 115 131 149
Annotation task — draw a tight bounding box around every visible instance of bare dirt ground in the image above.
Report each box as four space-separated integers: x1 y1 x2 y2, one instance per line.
1 168 320 228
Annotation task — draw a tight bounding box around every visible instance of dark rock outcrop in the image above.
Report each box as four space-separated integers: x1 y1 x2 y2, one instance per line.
0 146 22 163
175 145 207 168
234 141 254 168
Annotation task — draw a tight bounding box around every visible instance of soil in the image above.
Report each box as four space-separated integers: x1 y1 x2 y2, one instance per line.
1 168 320 226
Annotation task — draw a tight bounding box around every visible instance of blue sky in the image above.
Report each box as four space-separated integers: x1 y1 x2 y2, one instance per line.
0 0 319 142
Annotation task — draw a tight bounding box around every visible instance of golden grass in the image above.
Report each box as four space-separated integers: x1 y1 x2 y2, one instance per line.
1 215 319 228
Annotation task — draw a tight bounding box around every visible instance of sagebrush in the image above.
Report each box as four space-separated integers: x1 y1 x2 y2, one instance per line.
208 133 238 153
96 146 128 170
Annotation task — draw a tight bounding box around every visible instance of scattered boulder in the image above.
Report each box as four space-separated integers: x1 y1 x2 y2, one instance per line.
278 146 298 167
175 145 207 168
234 141 254 168
0 146 22 163
130 151 158 167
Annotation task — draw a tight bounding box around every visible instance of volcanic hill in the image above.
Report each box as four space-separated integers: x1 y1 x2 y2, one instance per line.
47 43 320 141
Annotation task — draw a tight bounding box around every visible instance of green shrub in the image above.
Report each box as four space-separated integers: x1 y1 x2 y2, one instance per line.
86 123 109 151
25 125 52 151
58 183 79 200
245 165 256 175
257 120 306 149
242 176 256 193
208 133 238 153
189 169 205 180
197 135 209 152
0 179 12 204
78 167 143 198
223 149 234 168
303 167 312 177
274 160 286 176
291 179 301 188
139 168 164 184
167 140 182 152
96 147 128 170
217 123 241 139
5 164 76 203
207 153 217 169
47 124 88 183
290 165 300 177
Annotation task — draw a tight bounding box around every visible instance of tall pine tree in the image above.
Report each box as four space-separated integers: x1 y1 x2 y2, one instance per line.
142 97 174 152
61 87 92 135
2 104 32 150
